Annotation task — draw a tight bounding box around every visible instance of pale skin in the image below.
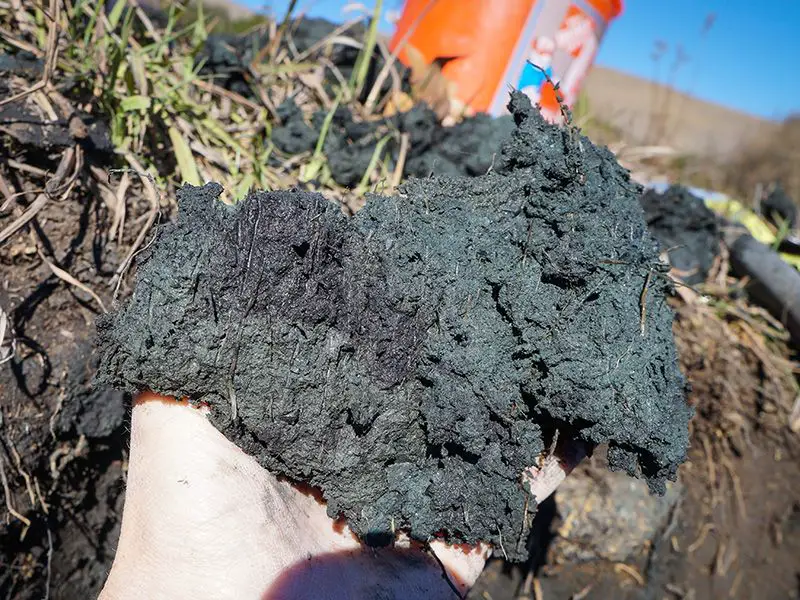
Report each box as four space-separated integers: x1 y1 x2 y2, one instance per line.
99 393 584 600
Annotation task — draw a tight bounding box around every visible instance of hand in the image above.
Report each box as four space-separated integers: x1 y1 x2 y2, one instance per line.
99 393 584 600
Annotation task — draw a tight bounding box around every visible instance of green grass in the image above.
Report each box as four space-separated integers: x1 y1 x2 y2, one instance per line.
0 0 409 206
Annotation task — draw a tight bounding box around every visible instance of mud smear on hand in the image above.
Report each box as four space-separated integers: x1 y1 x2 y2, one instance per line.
639 186 721 285
96 93 691 561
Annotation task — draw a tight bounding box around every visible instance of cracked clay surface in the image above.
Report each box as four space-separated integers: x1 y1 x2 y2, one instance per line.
96 93 691 561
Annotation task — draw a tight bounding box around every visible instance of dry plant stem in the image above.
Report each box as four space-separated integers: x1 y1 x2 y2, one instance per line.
111 157 161 300
0 193 48 245
0 171 15 206
36 244 107 313
614 563 645 586
0 451 31 528
390 133 410 190
0 26 42 56
294 18 362 62
0 0 59 108
263 0 299 65
193 78 263 112
0 145 79 245
363 0 438 113
0 302 15 365
639 270 653 335
6 159 48 177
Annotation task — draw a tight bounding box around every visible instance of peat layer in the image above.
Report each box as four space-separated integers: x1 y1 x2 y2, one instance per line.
96 93 691 561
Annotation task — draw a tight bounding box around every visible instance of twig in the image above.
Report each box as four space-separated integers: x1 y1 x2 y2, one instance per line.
571 584 593 600
110 159 162 301
721 457 747 521
0 194 48 245
36 246 107 313
295 18 362 61
687 522 714 554
0 0 60 108
496 527 508 560
639 270 653 336
264 0 299 64
8 442 35 508
0 302 15 365
43 526 53 600
528 63 573 129
363 0 438 113
614 563 645 586
390 132 410 190
0 451 31 529
699 433 717 507
533 577 543 600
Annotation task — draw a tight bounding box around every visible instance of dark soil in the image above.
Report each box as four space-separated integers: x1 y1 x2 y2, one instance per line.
0 182 131 600
198 17 399 103
761 183 797 229
639 185 721 285
96 92 690 559
271 99 515 188
0 59 146 598
470 299 800 599
198 17 516 189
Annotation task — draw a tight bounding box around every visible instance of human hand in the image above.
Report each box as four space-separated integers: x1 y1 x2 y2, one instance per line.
99 392 585 600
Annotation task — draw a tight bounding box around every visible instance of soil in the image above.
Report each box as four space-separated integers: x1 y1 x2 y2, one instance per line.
96 92 690 559
1 17 798 596
761 183 797 229
271 98 516 188
0 175 133 600
639 185 721 285
199 16 517 189
473 444 800 600
0 58 150 598
197 18 393 103
470 299 800 599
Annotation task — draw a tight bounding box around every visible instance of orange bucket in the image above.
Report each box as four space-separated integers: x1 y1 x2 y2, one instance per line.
389 0 623 120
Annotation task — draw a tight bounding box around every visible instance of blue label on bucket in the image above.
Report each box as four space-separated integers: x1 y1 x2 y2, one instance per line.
517 38 556 95
491 0 612 121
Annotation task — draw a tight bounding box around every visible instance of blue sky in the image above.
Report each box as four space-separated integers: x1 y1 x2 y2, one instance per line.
245 0 799 120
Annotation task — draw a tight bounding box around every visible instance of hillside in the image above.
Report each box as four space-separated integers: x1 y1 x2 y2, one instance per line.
583 65 778 158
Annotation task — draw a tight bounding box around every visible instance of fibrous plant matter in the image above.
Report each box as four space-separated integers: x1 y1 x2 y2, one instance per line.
639 185 721 285
97 93 691 560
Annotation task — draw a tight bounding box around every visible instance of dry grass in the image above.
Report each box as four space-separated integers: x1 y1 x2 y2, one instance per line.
0 0 417 212
671 250 798 461
721 115 800 207
582 67 800 205
583 66 776 160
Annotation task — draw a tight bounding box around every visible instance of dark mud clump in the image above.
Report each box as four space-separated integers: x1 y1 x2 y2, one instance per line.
639 186 721 285
197 18 393 102
96 92 691 561
196 17 514 186
271 99 515 187
761 182 797 229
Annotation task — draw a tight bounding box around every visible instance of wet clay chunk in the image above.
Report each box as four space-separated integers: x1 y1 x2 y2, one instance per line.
96 92 691 561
